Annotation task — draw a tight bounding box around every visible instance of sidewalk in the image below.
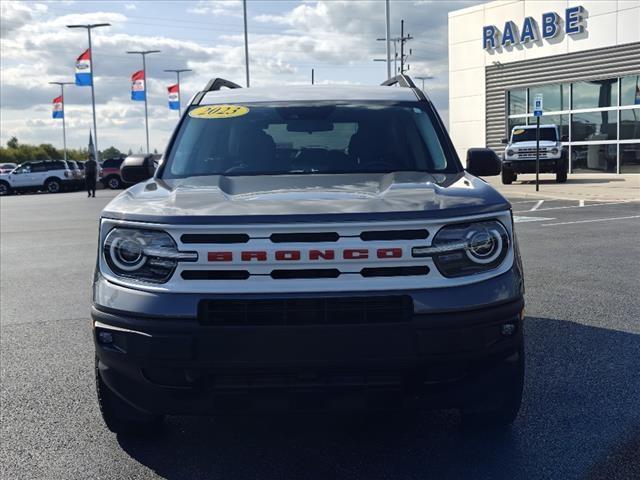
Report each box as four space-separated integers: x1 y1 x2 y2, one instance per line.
486 173 640 202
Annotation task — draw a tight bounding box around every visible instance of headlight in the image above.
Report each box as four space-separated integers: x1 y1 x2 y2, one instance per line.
506 149 515 157
550 148 559 155
412 220 509 277
103 228 197 283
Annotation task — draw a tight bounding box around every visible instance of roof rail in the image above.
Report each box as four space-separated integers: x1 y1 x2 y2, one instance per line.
191 77 242 106
381 74 417 88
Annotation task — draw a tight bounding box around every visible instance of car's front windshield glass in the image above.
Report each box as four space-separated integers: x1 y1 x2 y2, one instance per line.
511 127 557 142
162 102 455 178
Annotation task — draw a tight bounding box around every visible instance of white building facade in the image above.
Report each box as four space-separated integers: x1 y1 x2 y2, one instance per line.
448 0 640 173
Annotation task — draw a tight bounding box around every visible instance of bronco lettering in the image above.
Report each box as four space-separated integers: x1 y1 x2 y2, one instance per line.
207 248 405 261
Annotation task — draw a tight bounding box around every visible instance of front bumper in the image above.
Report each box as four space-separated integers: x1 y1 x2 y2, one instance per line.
93 268 525 414
502 159 563 174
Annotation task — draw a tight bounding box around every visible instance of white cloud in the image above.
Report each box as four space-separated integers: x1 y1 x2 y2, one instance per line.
0 0 481 152
187 0 243 17
0 1 47 38
124 3 136 11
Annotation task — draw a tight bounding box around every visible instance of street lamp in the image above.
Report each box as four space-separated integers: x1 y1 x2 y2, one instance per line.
415 75 434 92
163 68 192 117
66 23 110 162
127 50 161 154
48 81 75 162
243 0 250 87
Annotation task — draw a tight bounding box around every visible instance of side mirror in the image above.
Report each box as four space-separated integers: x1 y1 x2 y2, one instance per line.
561 135 568 142
501 137 509 144
120 155 155 184
466 148 502 177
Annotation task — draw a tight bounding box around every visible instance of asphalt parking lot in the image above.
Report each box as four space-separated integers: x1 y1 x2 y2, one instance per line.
1 189 639 480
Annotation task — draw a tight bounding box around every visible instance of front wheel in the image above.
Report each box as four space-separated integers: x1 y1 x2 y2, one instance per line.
44 178 61 194
501 168 516 185
95 357 164 435
0 181 11 196
461 347 524 428
106 176 122 189
556 170 567 183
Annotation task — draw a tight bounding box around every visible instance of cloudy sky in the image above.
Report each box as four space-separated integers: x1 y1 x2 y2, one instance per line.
1 0 481 153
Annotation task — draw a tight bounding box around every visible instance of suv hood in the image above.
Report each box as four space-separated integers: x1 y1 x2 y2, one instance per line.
102 172 510 224
508 140 558 148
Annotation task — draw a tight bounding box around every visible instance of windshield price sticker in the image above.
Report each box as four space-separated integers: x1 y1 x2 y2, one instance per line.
189 105 250 119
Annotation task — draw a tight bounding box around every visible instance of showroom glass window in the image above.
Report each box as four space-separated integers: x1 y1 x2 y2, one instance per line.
572 79 618 110
620 75 640 106
508 89 527 115
506 75 640 173
528 84 570 112
620 143 640 173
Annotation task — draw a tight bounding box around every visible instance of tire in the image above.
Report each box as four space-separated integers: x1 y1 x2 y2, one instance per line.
501 168 515 185
106 176 122 190
556 170 567 183
44 178 62 194
556 155 568 183
0 181 10 196
461 346 524 428
95 357 164 435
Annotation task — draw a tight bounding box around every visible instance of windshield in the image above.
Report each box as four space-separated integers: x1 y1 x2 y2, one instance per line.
162 102 455 178
511 127 558 143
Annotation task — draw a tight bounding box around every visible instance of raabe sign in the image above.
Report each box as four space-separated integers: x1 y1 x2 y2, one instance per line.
483 6 585 50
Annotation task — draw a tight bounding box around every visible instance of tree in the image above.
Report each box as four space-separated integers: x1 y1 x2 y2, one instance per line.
7 137 18 149
102 146 123 159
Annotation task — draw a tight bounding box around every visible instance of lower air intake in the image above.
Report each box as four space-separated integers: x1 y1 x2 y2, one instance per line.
198 295 413 326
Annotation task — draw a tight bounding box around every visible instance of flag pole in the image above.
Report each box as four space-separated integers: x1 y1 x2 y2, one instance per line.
164 68 192 117
66 23 110 162
128 50 161 154
48 81 74 162
87 29 98 161
143 53 149 154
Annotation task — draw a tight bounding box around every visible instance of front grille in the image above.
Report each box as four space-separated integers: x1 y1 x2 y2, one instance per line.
270 232 339 243
183 266 430 280
515 148 549 159
360 229 429 241
198 295 413 326
181 233 250 244
182 270 250 280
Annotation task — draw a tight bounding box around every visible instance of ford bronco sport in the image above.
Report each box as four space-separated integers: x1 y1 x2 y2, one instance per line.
93 76 525 433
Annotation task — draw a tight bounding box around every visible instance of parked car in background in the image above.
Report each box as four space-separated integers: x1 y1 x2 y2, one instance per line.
99 157 125 189
0 160 74 195
0 163 17 173
66 160 83 190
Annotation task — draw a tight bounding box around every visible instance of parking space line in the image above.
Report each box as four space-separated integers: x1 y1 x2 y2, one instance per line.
541 215 640 227
530 200 544 211
513 200 634 213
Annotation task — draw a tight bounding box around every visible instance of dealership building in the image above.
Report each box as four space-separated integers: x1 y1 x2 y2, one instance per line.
448 0 640 174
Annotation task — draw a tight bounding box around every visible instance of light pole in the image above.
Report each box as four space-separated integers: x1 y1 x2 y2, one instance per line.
66 23 110 162
243 0 250 87
164 68 192 117
377 37 400 75
48 81 75 161
127 50 160 154
415 75 434 92
385 0 391 80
